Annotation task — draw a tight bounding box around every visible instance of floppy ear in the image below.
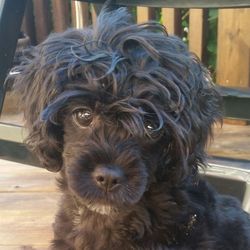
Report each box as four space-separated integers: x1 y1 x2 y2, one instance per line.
11 29 87 172
11 45 63 172
187 55 222 168
158 60 221 183
25 119 63 172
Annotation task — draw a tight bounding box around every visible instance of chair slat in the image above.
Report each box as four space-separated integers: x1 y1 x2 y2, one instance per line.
33 0 52 43
71 1 89 28
51 0 70 32
189 9 208 61
217 9 250 88
21 0 36 44
137 7 155 23
161 8 181 36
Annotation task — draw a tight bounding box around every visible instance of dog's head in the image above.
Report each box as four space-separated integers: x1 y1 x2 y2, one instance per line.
13 7 221 212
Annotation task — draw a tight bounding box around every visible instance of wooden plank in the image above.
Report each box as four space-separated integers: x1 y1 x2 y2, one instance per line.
0 159 57 193
0 160 58 248
71 0 77 27
208 124 250 161
75 0 250 8
21 0 36 44
216 9 250 87
51 0 69 32
0 192 58 247
189 9 208 61
223 118 249 126
32 0 51 43
71 1 89 28
91 4 102 27
91 4 98 27
161 8 181 35
137 7 155 23
0 91 24 120
0 246 48 250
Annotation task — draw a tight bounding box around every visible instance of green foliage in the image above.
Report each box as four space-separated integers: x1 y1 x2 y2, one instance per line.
207 9 218 75
155 8 161 23
181 9 189 43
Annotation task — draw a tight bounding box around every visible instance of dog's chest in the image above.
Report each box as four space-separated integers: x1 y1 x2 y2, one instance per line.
72 218 136 249
70 207 185 250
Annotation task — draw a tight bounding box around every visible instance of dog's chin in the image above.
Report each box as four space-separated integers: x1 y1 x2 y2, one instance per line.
84 203 120 216
77 192 144 216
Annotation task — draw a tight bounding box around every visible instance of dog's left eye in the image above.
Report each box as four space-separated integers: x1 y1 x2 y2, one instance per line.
73 108 93 127
144 120 161 138
144 120 157 132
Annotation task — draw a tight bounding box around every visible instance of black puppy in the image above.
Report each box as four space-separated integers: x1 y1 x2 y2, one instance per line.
13 6 250 250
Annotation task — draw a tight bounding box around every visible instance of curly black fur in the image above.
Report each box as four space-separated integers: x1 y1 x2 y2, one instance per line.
12 6 250 250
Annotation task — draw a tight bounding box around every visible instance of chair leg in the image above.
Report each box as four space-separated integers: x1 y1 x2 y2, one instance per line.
0 0 27 114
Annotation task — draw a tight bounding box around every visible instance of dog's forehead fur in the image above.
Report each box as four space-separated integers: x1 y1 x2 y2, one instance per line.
37 9 214 136
24 8 201 112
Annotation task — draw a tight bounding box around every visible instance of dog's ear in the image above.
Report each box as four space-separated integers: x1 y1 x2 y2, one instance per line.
11 45 63 172
158 57 222 182
25 119 63 172
11 29 88 172
187 55 222 167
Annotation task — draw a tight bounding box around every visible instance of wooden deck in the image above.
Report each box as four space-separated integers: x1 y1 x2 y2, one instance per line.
0 160 59 250
208 123 250 161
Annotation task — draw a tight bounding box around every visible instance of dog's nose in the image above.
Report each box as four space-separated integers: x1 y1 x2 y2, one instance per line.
93 166 124 191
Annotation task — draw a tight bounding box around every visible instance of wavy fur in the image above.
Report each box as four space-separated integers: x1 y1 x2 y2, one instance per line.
12 6 249 250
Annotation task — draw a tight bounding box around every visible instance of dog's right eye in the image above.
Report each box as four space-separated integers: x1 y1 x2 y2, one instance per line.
73 108 93 127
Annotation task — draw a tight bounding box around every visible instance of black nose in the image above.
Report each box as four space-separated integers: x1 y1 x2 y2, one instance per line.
93 166 124 191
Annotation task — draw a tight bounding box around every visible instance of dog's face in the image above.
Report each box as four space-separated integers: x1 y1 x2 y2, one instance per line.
13 7 221 214
61 90 163 212
49 74 169 212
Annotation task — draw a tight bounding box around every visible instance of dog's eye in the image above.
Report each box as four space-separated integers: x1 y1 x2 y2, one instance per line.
144 120 157 132
144 120 162 139
73 108 93 127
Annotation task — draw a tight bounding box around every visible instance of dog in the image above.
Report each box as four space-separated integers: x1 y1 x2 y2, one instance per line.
12 4 250 250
